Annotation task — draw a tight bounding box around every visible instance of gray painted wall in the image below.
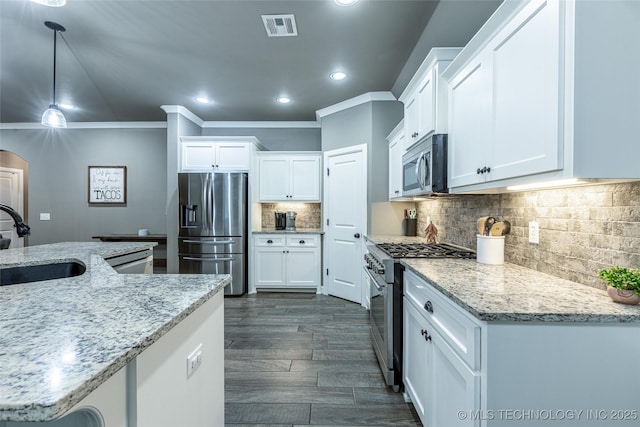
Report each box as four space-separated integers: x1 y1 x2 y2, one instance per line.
202 127 321 151
0 127 167 245
321 103 372 152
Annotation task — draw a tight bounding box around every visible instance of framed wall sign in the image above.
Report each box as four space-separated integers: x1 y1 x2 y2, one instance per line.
88 166 127 205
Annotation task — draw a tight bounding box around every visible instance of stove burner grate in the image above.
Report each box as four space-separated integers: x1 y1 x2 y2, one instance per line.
377 242 476 259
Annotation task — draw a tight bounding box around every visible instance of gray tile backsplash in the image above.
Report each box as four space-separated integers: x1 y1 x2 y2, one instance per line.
416 182 640 290
261 203 322 229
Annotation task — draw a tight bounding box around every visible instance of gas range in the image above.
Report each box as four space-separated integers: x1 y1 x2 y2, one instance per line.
364 242 475 283
365 240 475 392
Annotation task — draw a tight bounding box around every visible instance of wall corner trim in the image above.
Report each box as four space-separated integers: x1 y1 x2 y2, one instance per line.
160 105 204 127
315 91 397 121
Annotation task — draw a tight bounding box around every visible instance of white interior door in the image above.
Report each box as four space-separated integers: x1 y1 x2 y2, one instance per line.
0 167 25 248
323 144 367 304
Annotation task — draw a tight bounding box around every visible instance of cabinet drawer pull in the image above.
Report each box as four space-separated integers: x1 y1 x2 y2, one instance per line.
424 300 433 314
267 239 273 244
299 240 305 244
420 329 432 342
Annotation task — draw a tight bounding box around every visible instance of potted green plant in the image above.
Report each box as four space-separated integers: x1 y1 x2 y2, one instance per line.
597 266 640 305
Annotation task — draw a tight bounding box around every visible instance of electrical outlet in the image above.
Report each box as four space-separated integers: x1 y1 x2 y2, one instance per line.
186 344 203 378
40 213 51 221
528 221 539 244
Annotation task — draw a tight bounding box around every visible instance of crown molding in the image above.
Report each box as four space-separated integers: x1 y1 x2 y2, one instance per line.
202 121 320 128
315 91 397 120
0 122 167 130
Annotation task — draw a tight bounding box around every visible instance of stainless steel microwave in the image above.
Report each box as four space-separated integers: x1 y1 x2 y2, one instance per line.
401 134 448 196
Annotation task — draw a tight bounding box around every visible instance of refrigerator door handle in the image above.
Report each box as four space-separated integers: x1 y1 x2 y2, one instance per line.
182 256 236 262
182 239 236 245
204 174 213 232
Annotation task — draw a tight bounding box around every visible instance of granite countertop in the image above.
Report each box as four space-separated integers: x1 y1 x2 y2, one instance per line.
0 242 231 422
365 235 640 323
253 228 324 234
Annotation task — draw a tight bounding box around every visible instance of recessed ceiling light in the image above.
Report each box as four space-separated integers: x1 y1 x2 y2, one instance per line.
58 103 75 110
276 96 291 104
31 0 66 7
195 96 213 105
330 71 347 81
334 0 358 6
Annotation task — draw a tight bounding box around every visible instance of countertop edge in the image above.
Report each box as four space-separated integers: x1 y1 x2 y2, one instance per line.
400 260 640 323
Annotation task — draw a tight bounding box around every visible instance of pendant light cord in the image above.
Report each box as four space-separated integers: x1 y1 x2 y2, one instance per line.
52 27 57 105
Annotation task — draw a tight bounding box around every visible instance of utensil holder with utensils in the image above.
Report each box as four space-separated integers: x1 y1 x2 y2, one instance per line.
476 215 510 264
477 235 505 264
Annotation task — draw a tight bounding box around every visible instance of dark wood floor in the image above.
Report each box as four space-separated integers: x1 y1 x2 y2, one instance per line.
224 292 422 426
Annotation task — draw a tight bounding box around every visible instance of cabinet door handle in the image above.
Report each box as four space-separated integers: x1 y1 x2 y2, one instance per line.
267 239 273 244
421 329 432 342
299 240 305 244
424 300 433 314
477 168 482 175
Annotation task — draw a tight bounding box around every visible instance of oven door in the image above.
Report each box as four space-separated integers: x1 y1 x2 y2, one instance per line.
365 266 395 387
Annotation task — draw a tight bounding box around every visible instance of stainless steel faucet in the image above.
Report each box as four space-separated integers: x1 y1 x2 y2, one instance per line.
0 203 31 237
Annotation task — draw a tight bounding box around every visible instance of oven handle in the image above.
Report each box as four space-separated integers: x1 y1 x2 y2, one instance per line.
363 266 386 292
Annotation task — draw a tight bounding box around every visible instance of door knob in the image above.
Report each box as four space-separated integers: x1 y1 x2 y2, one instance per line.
354 233 361 239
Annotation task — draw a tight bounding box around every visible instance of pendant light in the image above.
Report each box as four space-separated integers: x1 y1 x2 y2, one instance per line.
41 21 67 128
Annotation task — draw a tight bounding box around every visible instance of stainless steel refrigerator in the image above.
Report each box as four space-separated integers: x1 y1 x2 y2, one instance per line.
178 172 247 296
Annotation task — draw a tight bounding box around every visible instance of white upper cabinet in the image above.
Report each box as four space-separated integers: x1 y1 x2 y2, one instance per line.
447 51 494 188
180 136 262 172
444 0 640 192
387 120 405 200
399 48 462 149
258 152 321 202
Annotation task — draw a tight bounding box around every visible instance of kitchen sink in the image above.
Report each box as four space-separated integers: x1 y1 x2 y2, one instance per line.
0 261 86 286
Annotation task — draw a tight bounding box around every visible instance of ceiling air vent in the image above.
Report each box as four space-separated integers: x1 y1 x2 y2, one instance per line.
262 14 298 37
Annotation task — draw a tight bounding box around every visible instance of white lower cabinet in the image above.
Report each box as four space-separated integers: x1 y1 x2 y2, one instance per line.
403 268 640 427
404 292 480 427
254 234 321 291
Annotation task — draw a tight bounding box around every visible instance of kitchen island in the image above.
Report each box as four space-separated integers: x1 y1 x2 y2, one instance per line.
0 242 230 425
366 235 640 426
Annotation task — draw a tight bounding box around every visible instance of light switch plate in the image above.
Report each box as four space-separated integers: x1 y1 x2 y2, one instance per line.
529 221 539 244
186 344 203 378
40 213 51 221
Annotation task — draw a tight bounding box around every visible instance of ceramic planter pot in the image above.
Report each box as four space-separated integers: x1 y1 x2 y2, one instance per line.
607 286 640 305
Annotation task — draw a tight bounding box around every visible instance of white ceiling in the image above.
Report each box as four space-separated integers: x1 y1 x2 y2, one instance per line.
0 0 501 123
